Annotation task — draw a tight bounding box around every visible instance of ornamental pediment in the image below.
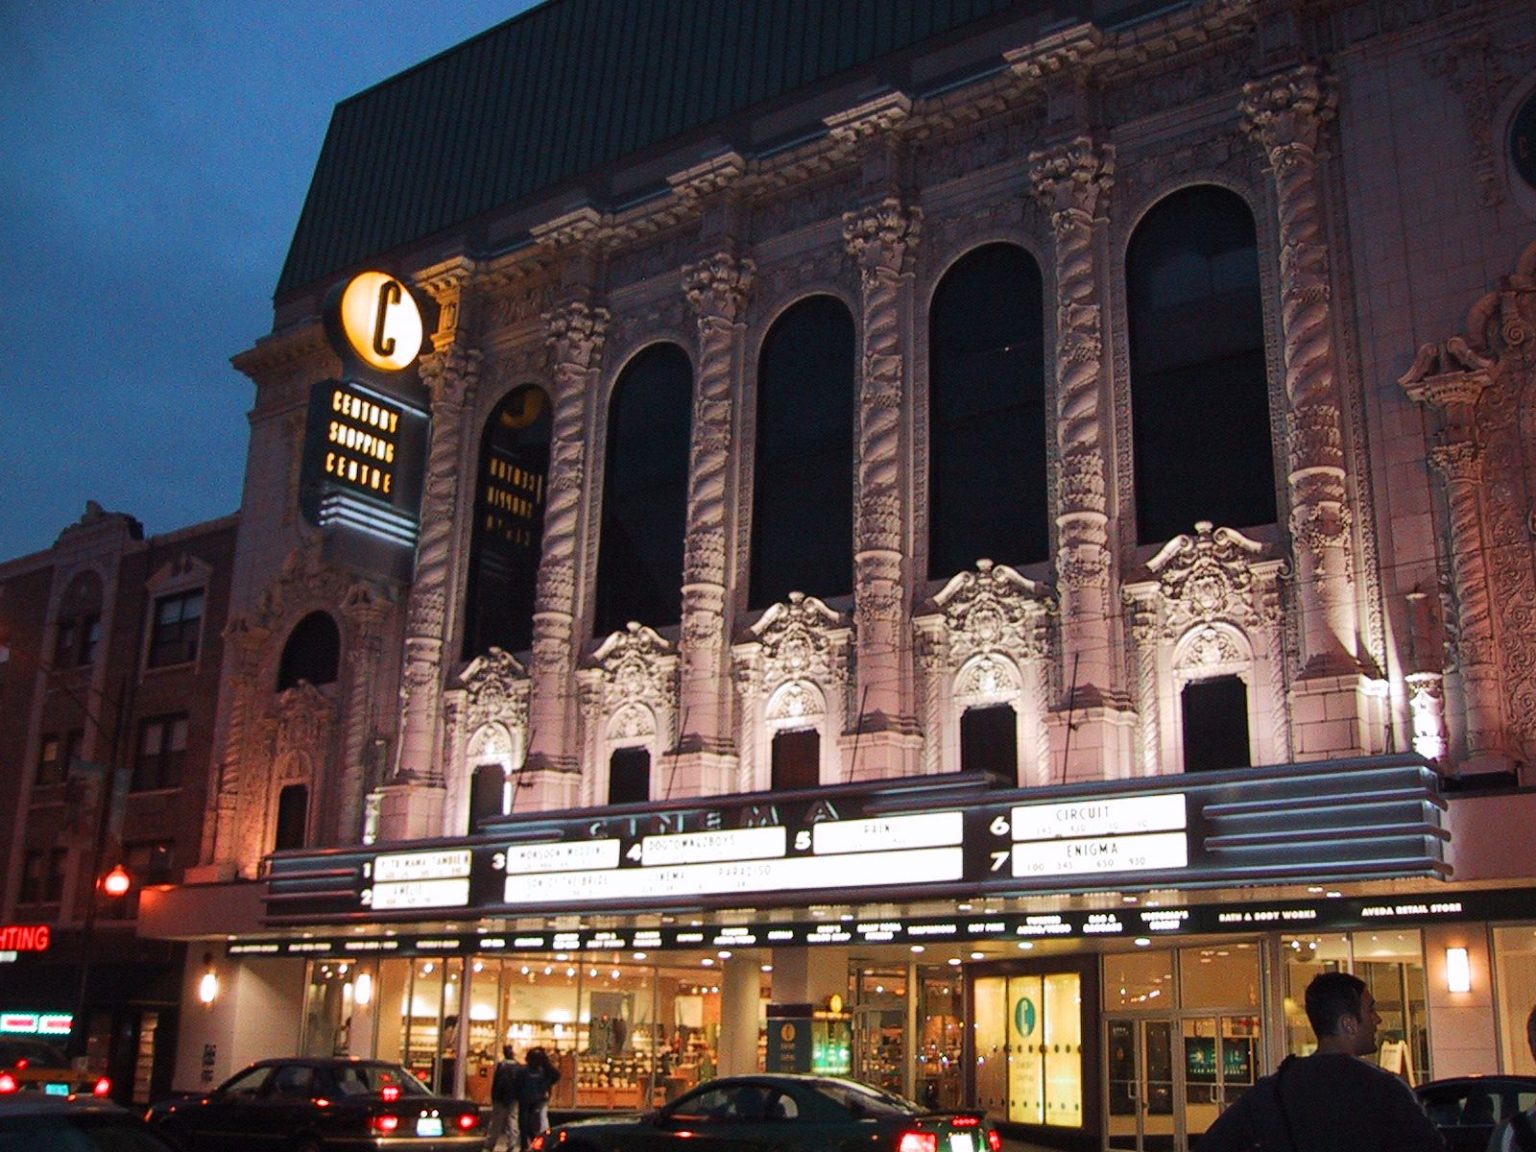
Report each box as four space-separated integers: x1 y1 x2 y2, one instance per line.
1146 521 1269 634
916 559 1052 666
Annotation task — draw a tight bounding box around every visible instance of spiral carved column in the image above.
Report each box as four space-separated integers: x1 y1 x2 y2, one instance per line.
525 300 607 789
1030 137 1115 704
843 198 922 777
380 344 479 840
1242 67 1360 679
677 254 752 781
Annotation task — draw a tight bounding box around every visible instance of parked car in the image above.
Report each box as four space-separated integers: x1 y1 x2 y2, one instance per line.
1415 1074 1536 1152
0 1093 177 1151
530 1073 1002 1152
0 1037 112 1098
145 1057 482 1151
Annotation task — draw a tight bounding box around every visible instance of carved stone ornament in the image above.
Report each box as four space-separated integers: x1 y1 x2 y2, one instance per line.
842 198 923 286
1146 521 1268 637
743 592 850 696
587 622 679 716
918 560 1053 669
457 647 530 733
271 680 333 763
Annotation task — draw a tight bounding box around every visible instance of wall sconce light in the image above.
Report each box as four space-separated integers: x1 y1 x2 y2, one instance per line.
198 953 220 1006
101 864 132 899
354 972 374 1007
1446 946 1471 993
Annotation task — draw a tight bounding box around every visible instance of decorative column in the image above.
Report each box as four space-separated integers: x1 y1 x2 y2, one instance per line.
1399 345 1506 771
1242 68 1361 680
1030 136 1134 780
337 583 391 842
843 197 923 779
674 252 753 793
198 616 268 877
378 342 480 841
523 297 607 802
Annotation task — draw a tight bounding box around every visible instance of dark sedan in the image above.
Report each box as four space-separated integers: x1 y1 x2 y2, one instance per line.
1415 1074 1536 1152
0 1095 177 1151
146 1057 482 1152
530 1073 1001 1152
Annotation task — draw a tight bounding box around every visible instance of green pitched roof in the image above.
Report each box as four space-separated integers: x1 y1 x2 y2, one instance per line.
276 0 1035 298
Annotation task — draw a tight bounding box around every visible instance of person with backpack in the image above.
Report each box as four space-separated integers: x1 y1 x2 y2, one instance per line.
1198 971 1445 1151
516 1047 560 1151
485 1045 521 1152
1488 1005 1536 1151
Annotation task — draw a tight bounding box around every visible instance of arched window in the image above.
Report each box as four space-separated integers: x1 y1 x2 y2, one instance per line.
274 784 308 851
928 244 1048 578
54 572 103 669
469 763 506 830
960 703 1017 783
750 296 855 609
771 729 819 791
1127 186 1276 545
593 344 693 636
463 386 553 658
277 612 339 690
1181 675 1251 773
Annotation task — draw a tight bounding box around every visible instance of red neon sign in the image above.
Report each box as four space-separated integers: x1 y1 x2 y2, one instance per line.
0 925 51 952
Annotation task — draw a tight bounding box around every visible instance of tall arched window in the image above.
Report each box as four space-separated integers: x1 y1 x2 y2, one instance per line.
928 243 1048 578
750 296 855 609
463 386 553 658
1127 186 1276 545
593 344 693 636
277 611 340 691
274 784 308 852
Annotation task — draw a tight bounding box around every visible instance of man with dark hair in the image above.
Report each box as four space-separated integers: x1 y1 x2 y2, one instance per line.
1199 971 1445 1150
1487 1004 1536 1151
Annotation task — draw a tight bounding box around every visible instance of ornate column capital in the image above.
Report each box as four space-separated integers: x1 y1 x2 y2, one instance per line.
842 197 922 287
1430 437 1484 484
418 344 482 410
1241 65 1335 162
684 253 755 325
542 299 610 377
1028 136 1115 229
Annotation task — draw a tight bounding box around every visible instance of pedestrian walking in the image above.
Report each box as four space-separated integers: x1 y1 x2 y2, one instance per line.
485 1045 521 1152
516 1046 560 1151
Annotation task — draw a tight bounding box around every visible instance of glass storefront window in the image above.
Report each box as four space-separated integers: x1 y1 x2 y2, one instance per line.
974 969 1082 1129
854 966 907 1096
1493 926 1536 1074
1042 972 1083 1128
1179 943 1260 1010
917 967 963 1109
1104 948 1174 1011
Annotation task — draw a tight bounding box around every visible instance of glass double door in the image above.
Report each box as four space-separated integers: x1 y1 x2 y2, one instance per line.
1106 1014 1259 1151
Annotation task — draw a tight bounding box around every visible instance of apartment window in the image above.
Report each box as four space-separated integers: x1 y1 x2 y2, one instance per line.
771 729 820 791
47 848 68 903
36 733 64 786
77 614 101 666
62 728 84 775
133 714 188 791
148 590 204 667
608 747 651 805
18 851 46 904
1181 676 1251 773
112 840 173 919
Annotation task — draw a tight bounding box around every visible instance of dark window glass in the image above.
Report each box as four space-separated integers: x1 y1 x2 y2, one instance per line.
36 733 63 786
62 728 84 773
608 746 652 805
274 785 309 851
148 590 204 667
751 297 855 609
928 244 1048 577
594 344 693 635
1181 675 1251 773
19 851 45 904
470 763 505 830
771 729 820 791
464 386 553 658
46 849 67 903
77 614 100 667
132 714 187 791
277 612 340 690
109 841 172 920
960 703 1018 782
1128 186 1276 544
54 618 77 667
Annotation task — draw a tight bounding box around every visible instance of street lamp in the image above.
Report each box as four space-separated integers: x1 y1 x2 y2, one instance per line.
72 863 132 1067
101 864 131 899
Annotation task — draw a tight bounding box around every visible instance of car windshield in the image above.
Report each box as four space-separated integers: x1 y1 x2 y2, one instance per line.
326 1063 433 1097
816 1079 920 1117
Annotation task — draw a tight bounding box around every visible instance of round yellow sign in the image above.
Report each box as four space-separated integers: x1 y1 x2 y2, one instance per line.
338 271 424 372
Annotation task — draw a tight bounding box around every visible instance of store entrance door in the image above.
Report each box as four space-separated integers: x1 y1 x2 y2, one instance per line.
1104 1017 1175 1151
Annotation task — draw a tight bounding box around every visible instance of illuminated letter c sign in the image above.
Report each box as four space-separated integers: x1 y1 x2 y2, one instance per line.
339 271 424 372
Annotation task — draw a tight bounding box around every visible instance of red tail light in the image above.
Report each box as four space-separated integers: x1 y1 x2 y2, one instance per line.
371 1114 401 1134
457 1111 480 1130
14 1059 29 1071
952 1115 979 1128
0 1071 17 1095
898 1133 938 1152
91 1076 112 1097
985 1128 1003 1152
381 1085 401 1102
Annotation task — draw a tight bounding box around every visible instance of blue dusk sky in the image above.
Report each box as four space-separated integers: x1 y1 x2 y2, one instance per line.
0 2 540 560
